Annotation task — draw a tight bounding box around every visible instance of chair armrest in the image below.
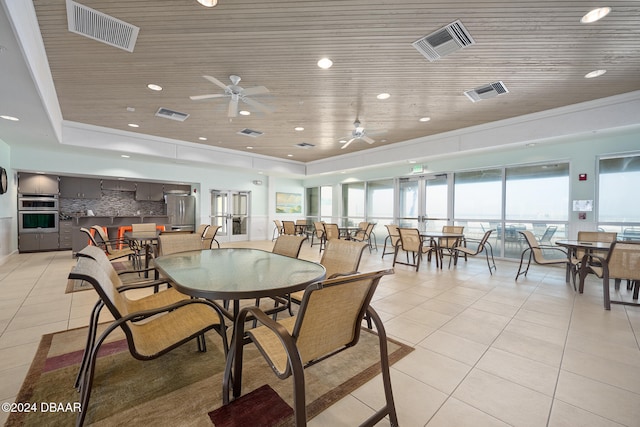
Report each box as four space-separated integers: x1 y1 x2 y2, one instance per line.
117 278 173 292
118 298 223 323
538 245 567 256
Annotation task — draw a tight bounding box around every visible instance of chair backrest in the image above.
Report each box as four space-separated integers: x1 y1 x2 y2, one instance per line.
77 245 125 284
607 241 640 281
353 222 373 240
158 233 204 256
441 225 464 249
520 230 549 262
272 235 308 258
466 229 494 255
314 221 325 238
398 228 422 252
540 226 557 243
132 223 157 233
324 223 341 240
296 219 307 226
81 227 99 247
202 225 221 248
290 269 393 365
320 239 367 278
196 224 210 239
69 256 128 325
576 231 617 259
90 225 115 253
282 220 296 235
385 224 400 246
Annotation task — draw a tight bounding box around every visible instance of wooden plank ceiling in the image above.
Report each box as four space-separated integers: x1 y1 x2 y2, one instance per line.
32 0 640 162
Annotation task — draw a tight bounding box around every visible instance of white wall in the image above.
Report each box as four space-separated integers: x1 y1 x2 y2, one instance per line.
0 139 16 261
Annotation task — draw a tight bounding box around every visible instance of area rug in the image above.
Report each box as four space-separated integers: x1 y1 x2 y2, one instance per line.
6 324 413 426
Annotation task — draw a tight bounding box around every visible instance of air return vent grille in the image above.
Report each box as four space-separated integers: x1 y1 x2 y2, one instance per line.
155 108 190 122
412 20 475 62
295 142 315 149
66 0 139 52
464 81 509 103
237 128 263 137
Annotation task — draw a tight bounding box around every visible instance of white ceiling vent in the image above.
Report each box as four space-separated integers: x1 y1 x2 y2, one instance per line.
412 20 475 62
295 142 315 149
155 108 190 122
237 128 263 137
464 81 509 102
66 0 139 52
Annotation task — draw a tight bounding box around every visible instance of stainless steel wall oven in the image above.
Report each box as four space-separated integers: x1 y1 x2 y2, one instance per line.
18 195 59 233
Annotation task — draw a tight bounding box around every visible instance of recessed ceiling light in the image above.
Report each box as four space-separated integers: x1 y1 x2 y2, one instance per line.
197 0 218 6
126 107 135 112
317 58 333 69
239 110 250 116
198 137 207 141
128 123 139 128
585 69 607 79
121 154 130 158
246 146 254 150
0 115 19 121
581 7 611 23
419 117 431 122
147 83 163 91
339 139 348 144
287 154 293 157
294 126 304 131
377 93 390 100
408 160 417 164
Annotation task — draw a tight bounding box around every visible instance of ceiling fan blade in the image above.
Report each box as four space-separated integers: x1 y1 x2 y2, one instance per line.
189 94 227 100
362 135 375 144
341 138 356 149
241 86 269 96
242 97 274 113
228 97 239 117
202 75 228 90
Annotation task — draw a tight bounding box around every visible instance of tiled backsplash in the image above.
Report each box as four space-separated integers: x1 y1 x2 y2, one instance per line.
60 190 165 217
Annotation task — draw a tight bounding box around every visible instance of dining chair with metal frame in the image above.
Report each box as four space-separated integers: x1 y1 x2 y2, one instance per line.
223 269 398 427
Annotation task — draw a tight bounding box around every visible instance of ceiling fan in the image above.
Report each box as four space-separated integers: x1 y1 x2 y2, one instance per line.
190 75 273 118
340 119 385 149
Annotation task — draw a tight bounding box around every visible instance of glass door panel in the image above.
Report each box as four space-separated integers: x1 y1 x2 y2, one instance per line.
210 190 250 242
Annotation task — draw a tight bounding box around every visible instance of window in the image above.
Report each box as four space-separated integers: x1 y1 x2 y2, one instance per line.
320 185 333 221
454 169 502 220
599 155 640 223
505 163 569 221
342 182 365 225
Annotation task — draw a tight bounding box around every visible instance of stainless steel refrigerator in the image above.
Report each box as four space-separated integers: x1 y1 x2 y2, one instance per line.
165 194 196 231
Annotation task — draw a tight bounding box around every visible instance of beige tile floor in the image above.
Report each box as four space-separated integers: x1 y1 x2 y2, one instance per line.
1 240 639 426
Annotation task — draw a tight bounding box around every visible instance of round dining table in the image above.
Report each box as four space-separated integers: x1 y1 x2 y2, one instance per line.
153 248 326 320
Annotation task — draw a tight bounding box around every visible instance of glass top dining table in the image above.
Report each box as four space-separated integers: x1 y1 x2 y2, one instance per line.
153 248 327 303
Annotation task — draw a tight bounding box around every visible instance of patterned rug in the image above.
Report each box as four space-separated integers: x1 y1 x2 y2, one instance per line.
6 323 413 426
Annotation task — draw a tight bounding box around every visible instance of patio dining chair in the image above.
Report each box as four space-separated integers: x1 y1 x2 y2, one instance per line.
158 233 206 255
351 222 377 253
223 269 398 427
578 241 640 309
288 239 368 310
450 229 496 274
393 228 438 271
515 231 569 281
69 256 228 427
382 224 401 259
310 221 326 251
272 220 284 241
282 220 297 235
83 226 135 264
570 231 617 279
439 225 464 262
